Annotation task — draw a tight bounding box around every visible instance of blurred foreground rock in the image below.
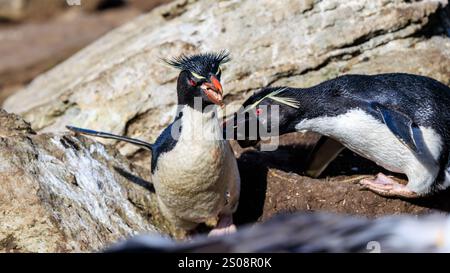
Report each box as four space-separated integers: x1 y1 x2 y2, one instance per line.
107 212 450 253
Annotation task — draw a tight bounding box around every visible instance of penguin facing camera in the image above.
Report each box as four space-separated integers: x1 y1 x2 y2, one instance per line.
68 51 240 238
227 73 450 198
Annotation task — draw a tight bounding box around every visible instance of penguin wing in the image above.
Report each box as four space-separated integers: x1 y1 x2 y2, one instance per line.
369 103 419 153
221 142 240 215
306 136 345 178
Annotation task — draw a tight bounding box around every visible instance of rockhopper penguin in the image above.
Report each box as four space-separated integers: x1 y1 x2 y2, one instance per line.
229 73 450 198
67 52 240 237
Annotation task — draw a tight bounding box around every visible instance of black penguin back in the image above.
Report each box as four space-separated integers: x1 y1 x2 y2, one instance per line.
151 111 183 173
298 73 450 191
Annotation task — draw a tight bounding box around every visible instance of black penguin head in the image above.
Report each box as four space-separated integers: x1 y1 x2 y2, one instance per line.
165 51 230 109
225 87 300 148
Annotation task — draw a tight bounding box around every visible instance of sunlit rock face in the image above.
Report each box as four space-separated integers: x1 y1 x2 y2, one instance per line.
0 109 162 252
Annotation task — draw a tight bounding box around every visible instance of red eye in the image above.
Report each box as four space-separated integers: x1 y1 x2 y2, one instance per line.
256 108 263 115
188 79 196 86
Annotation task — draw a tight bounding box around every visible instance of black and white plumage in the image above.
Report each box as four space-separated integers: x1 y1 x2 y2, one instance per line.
105 212 450 253
229 73 450 198
68 52 240 237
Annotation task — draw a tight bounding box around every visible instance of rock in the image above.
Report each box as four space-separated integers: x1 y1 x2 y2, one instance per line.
0 0 100 21
0 7 141 105
0 0 24 21
0 109 175 253
0 85 22 107
4 0 449 166
127 0 173 12
0 0 170 21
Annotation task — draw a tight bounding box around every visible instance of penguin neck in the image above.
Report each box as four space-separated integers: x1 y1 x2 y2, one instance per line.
272 87 319 135
177 93 215 111
176 104 222 141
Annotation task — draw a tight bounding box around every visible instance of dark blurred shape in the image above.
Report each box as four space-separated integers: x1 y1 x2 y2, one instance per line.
97 0 126 10
105 212 450 253
127 0 173 12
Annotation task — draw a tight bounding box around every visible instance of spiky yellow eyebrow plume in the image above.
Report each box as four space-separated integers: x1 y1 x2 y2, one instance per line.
246 88 300 111
191 72 205 79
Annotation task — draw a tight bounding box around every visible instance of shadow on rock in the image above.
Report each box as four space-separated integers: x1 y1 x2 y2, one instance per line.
114 166 155 193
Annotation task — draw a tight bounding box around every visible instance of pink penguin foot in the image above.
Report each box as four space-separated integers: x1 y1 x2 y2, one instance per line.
208 214 236 237
359 173 418 198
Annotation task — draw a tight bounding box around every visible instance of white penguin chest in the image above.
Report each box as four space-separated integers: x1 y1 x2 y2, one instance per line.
156 138 226 184
295 109 442 174
156 108 226 182
152 107 229 222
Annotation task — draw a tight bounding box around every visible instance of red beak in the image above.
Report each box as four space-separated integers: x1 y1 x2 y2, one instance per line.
201 75 224 107
210 75 223 95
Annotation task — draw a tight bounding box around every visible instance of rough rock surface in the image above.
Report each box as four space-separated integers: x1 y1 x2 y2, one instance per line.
0 109 173 253
0 8 141 104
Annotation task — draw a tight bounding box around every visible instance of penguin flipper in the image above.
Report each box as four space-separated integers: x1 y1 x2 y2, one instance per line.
306 136 345 178
371 103 419 153
66 126 153 151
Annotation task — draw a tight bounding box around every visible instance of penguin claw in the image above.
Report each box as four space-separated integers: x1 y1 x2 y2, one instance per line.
359 173 418 198
208 214 236 237
208 224 237 237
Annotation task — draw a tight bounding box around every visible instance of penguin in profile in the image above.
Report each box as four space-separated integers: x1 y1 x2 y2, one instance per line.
228 73 450 198
67 52 240 237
